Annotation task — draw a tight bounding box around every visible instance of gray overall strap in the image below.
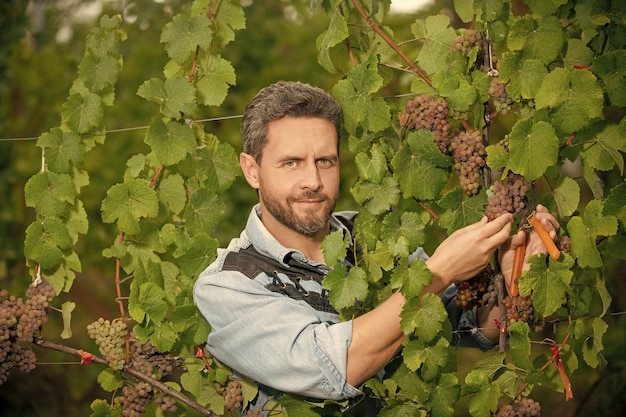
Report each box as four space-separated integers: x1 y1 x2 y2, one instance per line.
222 245 338 314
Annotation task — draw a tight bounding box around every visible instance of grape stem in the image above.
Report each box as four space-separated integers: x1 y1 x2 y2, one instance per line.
36 338 218 417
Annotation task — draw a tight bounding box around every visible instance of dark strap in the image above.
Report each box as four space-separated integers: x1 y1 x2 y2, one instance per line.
222 246 338 314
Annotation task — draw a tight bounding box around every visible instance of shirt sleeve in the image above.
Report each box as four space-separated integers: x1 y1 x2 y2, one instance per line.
193 268 363 400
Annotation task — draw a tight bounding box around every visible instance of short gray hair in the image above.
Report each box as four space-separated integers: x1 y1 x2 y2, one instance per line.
241 81 343 162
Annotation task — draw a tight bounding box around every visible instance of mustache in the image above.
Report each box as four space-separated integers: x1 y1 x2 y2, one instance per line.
292 192 329 201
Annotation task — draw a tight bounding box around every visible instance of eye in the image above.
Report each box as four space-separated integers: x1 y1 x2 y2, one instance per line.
284 160 297 168
317 158 334 168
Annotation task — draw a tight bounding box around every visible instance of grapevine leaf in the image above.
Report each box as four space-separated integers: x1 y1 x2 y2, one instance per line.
206 0 246 46
59 301 75 339
391 259 432 300
196 381 225 412
563 39 594 69
431 70 478 111
37 128 85 173
367 241 396 273
24 217 72 270
97 368 123 392
86 15 123 57
392 130 451 201
400 294 447 341
508 119 559 181
137 77 198 119
551 176 580 217
379 403 427 417
485 143 509 170
604 182 626 226
581 317 608 368
144 117 196 166
582 199 619 237
62 92 103 134
332 56 390 135
196 54 236 106
580 123 626 174
350 177 400 216
183 188 225 235
591 50 626 107
158 173 186 215
150 322 178 352
501 57 548 100
507 322 532 370
160 14 212 64
323 265 368 310
535 67 604 133
520 254 574 316
101 179 159 235
464 371 499 417
316 1 348 74
507 16 564 64
430 373 461 417
78 53 120 92
355 145 388 184
206 140 240 192
402 335 450 379
279 395 327 417
381 211 430 251
24 172 77 216
321 230 348 266
172 305 211 345
524 0 569 17
568 217 602 268
136 281 169 324
178 233 220 278
438 188 487 233
411 15 457 75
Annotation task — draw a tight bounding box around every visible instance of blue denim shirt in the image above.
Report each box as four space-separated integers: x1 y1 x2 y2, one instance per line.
193 204 495 403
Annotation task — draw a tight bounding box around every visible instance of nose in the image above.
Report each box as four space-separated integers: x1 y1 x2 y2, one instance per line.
300 161 322 191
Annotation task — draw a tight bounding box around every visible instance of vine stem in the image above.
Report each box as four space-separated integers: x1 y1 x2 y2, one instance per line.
349 0 433 88
36 339 217 417
339 5 356 68
493 272 508 352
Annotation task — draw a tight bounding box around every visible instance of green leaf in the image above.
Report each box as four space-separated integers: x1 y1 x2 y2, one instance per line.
402 335 450 379
519 254 575 316
535 67 604 133
60 301 75 339
524 0 569 17
158 173 186 215
464 371 499 417
563 39 594 69
485 142 509 170
86 15 124 57
551 176 580 217
24 217 72 270
321 230 348 266
144 118 196 166
79 53 120 92
316 1 348 74
507 322 532 370
332 55 390 135
62 92 103 134
438 188 487 233
568 200 618 268
178 233 219 277
160 14 212 64
196 54 236 106
136 282 169 324
604 182 626 226
580 123 626 174
581 317 608 368
501 57 548 100
507 16 564 64
24 172 77 216
430 373 461 417
192 0 245 46
400 294 447 341
37 128 86 173
350 177 400 215
137 77 198 119
205 140 240 192
391 259 432 299
411 15 457 75
392 130 451 201
431 70 478 111
101 179 159 235
508 119 559 181
183 188 225 235
592 50 626 107
97 368 123 392
323 265 369 310
355 145 388 184
381 210 430 252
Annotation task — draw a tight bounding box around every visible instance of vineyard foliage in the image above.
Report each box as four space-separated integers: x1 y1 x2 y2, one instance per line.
2 0 626 416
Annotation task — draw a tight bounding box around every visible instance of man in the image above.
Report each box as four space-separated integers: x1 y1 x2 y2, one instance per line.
193 81 559 409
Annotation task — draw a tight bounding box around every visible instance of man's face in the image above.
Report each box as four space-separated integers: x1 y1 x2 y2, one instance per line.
242 117 340 237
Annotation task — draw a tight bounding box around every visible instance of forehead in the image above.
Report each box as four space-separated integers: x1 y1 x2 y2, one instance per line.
265 117 338 150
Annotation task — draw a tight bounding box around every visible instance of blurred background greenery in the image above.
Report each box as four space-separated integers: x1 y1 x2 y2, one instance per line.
0 1 624 416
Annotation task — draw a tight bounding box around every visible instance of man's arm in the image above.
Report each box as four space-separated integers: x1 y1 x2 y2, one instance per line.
346 213 514 387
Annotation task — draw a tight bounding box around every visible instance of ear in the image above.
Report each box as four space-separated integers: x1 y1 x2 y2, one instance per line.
240 152 260 189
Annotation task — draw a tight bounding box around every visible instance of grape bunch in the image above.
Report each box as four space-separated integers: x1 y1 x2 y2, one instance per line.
87 317 127 370
17 280 55 343
450 129 486 195
494 398 541 417
454 265 497 310
489 78 514 115
155 394 177 413
119 381 153 417
451 29 484 55
399 95 451 153
485 172 528 221
502 295 534 324
222 379 244 410
129 334 176 379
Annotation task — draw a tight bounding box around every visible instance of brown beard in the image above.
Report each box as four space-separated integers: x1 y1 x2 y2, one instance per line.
260 190 338 236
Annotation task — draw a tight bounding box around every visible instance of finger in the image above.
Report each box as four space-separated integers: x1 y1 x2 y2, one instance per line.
458 215 489 233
